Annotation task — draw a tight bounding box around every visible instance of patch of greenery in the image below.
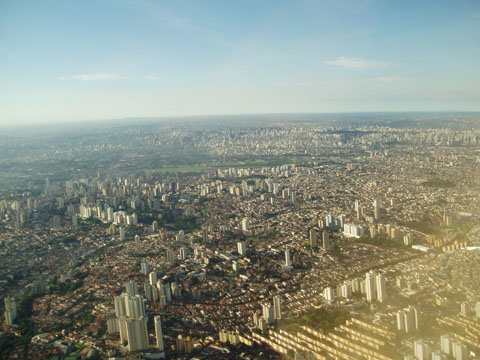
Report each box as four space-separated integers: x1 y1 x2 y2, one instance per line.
11 293 36 347
134 208 200 233
54 236 77 244
279 307 349 334
356 235 407 248
131 252 158 258
50 279 84 296
399 219 436 234
78 313 95 325
422 178 454 188
80 218 110 228
264 231 278 242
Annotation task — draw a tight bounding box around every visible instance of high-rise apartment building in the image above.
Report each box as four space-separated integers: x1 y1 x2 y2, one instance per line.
376 273 387 302
262 303 274 325
237 241 246 256
124 317 149 352
154 315 164 351
273 296 282 320
365 272 377 302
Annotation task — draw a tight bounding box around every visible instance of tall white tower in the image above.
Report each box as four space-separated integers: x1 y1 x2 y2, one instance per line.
242 218 249 232
262 303 274 325
237 241 246 256
154 315 164 351
376 273 387 302
373 199 381 220
365 272 377 302
4 297 17 325
285 249 292 267
125 317 149 351
149 271 158 286
126 280 139 296
273 296 282 320
140 260 150 275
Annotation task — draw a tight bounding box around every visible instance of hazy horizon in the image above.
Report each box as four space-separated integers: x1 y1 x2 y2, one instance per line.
1 110 480 130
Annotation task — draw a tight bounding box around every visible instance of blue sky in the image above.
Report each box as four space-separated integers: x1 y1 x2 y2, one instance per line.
1 0 479 125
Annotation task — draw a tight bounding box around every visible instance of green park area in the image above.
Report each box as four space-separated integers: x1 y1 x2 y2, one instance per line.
278 307 349 334
422 178 455 188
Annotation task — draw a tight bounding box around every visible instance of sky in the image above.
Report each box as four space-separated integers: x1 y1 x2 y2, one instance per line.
1 0 480 126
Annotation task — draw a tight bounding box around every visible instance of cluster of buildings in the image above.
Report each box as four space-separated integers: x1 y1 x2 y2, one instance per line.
2 119 480 359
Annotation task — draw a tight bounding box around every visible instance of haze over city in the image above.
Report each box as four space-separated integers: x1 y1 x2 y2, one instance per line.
1 1 480 360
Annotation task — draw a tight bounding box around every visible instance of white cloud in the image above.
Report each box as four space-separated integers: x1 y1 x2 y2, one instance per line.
59 73 123 81
325 56 387 69
145 75 159 80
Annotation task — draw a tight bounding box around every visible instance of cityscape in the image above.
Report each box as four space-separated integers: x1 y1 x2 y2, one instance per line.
1 0 480 359
1 114 480 359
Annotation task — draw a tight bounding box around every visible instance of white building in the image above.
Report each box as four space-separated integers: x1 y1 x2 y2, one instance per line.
154 315 164 351
237 241 246 256
262 303 274 325
242 218 249 232
273 295 282 320
124 317 149 352
376 273 387 302
126 280 139 296
140 260 150 275
285 249 292 267
323 287 335 302
4 297 16 325
149 271 158 286
343 223 364 238
365 272 377 302
341 283 352 299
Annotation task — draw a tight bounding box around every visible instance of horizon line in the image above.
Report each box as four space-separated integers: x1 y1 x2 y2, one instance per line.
1 110 480 130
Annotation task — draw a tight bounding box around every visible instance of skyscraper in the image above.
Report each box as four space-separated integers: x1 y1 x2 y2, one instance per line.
403 306 419 333
149 271 158 286
396 311 405 331
114 295 127 317
262 303 274 325
440 335 453 355
414 341 431 360
154 315 164 351
309 228 317 247
237 241 246 256
4 296 17 325
373 199 381 220
285 249 292 267
453 342 467 360
325 214 335 229
376 273 387 302
273 295 282 320
355 200 362 220
140 260 150 275
322 231 330 250
126 280 139 296
242 218 249 232
365 272 377 302
119 293 146 319
341 283 352 299
324 287 335 302
125 317 149 351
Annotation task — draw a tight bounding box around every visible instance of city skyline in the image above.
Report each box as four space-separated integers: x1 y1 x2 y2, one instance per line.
1 116 480 358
